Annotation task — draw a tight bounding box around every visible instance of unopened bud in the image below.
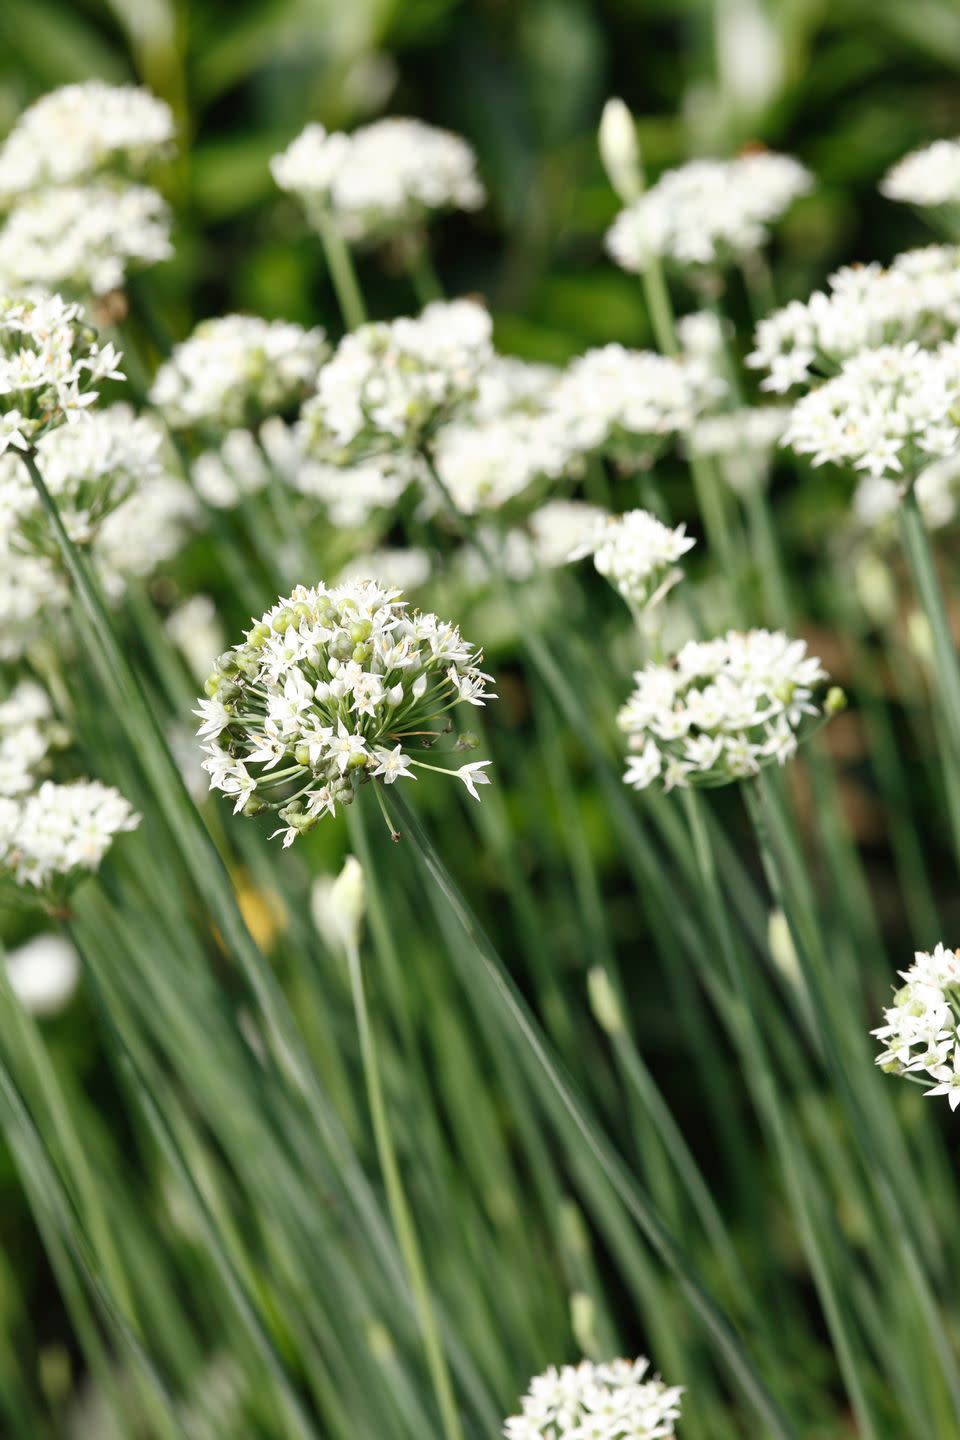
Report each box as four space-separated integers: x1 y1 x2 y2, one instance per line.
311 855 366 954
824 686 847 717
587 967 625 1035
599 97 642 203
455 730 481 752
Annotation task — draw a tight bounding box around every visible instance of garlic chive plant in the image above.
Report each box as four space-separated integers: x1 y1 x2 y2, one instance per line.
504 1358 683 1440
197 580 496 842
874 944 960 1108
0 779 140 910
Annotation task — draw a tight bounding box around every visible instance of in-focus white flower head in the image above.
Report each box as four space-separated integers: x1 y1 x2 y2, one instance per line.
0 82 175 199
873 943 960 1109
0 292 124 453
196 580 496 845
881 139 960 209
300 300 493 462
150 315 327 432
0 779 140 900
607 151 811 270
569 508 695 610
503 1357 683 1440
6 932 79 1016
0 183 171 296
782 341 960 479
619 629 835 792
271 118 484 242
546 344 724 456
599 98 642 204
1 402 165 552
748 245 960 393
0 680 66 798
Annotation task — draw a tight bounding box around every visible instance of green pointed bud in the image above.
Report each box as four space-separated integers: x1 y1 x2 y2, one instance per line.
240 794 267 816
587 967 625 1035
352 642 371 663
217 679 241 704
350 619 372 643
347 752 369 770
247 622 271 648
454 731 480 752
294 744 311 766
215 651 240 676
271 607 295 633
292 601 313 624
203 672 221 698
825 686 847 716
330 632 353 660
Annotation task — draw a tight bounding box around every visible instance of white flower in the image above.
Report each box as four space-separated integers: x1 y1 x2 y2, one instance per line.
852 452 960 535
192 428 270 509
599 98 641 204
881 139 960 209
262 416 420 526
0 82 174 199
150 315 327 431
94 470 198 599
607 151 811 270
0 680 64 798
569 508 695 610
0 292 124 452
431 409 574 513
782 341 960 479
619 629 831 790
0 779 140 895
455 760 493 800
271 118 484 242
300 300 493 461
196 580 496 843
0 183 171 296
5 932 79 1016
748 245 960 392
873 944 960 1109
504 1357 683 1440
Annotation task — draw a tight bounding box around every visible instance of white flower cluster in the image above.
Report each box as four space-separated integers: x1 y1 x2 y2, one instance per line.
0 183 172 296
881 139 960 209
192 428 270 509
0 779 140 897
432 411 572 514
690 406 791 494
0 293 124 453
95 471 199 599
569 509 695 609
0 681 65 797
300 300 493 462
196 580 496 845
150 315 327 432
873 944 960 1110
853 452 960 534
264 418 418 526
748 246 960 392
1 403 165 552
0 546 66 660
607 151 812 270
271 118 484 242
618 629 833 792
0 82 174 198
503 1358 682 1440
546 344 723 455
782 341 960 479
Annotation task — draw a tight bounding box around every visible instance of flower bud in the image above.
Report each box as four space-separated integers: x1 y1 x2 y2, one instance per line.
587 966 625 1035
311 855 366 954
599 98 642 203
824 686 847 717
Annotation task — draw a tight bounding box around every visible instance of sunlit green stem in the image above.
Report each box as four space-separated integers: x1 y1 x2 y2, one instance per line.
317 215 368 330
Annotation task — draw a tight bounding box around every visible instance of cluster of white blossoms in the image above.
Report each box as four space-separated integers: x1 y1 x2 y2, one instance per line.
0 681 66 797
748 246 960 393
150 315 327 432
873 944 960 1110
689 406 791 493
263 418 418 526
546 344 723 455
0 546 66 660
782 341 960 479
607 151 812 270
0 293 124 453
618 629 835 792
0 82 174 198
96 471 199 599
432 410 573 514
569 509 695 610
0 183 172 296
1 404 165 552
271 118 484 242
192 428 270 509
300 300 493 463
881 139 960 209
0 780 140 899
853 452 960 534
503 1358 682 1440
195 580 496 845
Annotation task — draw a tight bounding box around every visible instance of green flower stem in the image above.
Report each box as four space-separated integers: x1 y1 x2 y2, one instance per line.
342 925 464 1440
407 232 445 306
317 215 368 331
899 483 960 762
680 790 883 1440
640 258 679 357
384 787 799 1440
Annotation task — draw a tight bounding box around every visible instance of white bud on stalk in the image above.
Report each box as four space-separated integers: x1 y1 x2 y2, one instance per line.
311 855 366 954
599 98 642 203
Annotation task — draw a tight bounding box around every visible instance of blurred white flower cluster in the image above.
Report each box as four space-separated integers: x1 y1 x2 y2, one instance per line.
271 117 484 242
618 629 833 791
607 151 811 270
853 453 960 535
0 681 65 797
150 315 327 432
0 81 175 298
0 293 123 453
196 580 496 844
881 139 960 209
569 509 695 610
300 299 493 461
503 1357 682 1440
749 246 960 392
783 342 960 479
874 943 960 1110
689 406 791 494
0 779 139 899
